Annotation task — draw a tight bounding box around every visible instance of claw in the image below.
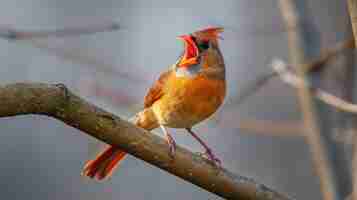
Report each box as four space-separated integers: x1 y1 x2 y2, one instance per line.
186 128 222 168
161 125 177 159
167 135 177 158
205 149 222 168
55 83 70 101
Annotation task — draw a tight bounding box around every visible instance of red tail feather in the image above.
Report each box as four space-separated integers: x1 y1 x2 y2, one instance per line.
82 108 158 180
82 146 127 180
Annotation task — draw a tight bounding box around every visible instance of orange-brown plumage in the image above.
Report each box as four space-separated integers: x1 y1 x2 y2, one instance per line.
151 71 225 128
83 26 226 180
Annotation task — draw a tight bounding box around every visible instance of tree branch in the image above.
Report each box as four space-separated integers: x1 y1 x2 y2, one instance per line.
228 37 354 107
272 59 357 114
338 2 357 199
0 22 119 40
0 82 292 200
278 1 341 200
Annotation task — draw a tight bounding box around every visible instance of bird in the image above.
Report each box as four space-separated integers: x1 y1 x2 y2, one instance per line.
82 26 226 180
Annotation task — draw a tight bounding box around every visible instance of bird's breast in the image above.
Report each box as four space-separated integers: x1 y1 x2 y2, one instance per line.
152 74 225 128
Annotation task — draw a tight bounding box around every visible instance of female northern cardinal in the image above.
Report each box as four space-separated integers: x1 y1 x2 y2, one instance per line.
83 27 226 180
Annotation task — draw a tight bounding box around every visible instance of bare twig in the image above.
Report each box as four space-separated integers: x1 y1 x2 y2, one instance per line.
344 2 357 200
304 38 354 72
0 82 293 200
348 0 357 44
229 37 354 106
215 36 355 139
323 21 355 198
220 116 354 143
353 131 357 200
0 22 119 40
272 59 357 114
278 1 340 200
274 60 357 200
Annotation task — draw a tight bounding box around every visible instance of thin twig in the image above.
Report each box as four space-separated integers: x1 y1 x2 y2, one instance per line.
272 59 357 114
353 131 357 200
278 1 340 200
304 38 355 72
0 22 119 40
229 37 354 106
322 21 356 198
342 2 357 200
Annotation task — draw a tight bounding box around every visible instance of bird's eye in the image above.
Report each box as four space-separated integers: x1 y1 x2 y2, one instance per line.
198 41 209 50
191 35 209 51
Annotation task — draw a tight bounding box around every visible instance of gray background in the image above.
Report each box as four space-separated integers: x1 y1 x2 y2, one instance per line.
0 0 351 199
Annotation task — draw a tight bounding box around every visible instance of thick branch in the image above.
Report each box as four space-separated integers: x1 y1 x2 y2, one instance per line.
0 83 292 200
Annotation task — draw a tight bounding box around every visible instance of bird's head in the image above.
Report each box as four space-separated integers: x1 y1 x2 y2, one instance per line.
176 27 224 68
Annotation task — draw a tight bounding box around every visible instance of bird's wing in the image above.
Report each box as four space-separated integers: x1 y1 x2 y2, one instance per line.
144 69 172 108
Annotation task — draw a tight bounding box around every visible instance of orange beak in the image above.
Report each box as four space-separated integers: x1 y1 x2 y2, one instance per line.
177 35 199 68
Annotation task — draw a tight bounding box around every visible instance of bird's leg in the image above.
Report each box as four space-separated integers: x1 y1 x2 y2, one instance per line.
186 128 221 166
160 125 176 158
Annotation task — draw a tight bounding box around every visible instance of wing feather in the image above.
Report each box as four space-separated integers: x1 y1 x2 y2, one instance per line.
144 69 172 108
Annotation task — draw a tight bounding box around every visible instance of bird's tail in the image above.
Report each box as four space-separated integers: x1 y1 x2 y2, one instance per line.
82 108 158 180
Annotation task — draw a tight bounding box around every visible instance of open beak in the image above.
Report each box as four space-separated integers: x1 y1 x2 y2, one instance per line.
177 35 199 67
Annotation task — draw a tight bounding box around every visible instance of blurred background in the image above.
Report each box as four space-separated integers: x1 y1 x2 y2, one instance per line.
0 0 353 199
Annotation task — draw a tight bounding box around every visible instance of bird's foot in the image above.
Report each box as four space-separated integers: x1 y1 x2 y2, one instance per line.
201 149 221 168
166 134 177 158
54 83 70 101
186 128 222 168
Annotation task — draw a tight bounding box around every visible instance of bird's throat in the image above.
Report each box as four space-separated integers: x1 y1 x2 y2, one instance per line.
175 64 201 78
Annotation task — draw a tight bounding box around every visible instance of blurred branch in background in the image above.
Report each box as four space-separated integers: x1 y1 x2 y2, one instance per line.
345 1 357 200
227 37 354 107
0 83 293 200
213 37 354 140
278 1 341 200
272 59 357 114
0 22 119 39
304 38 354 72
0 21 147 85
273 58 357 199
